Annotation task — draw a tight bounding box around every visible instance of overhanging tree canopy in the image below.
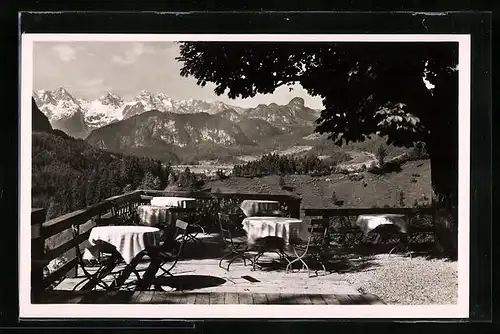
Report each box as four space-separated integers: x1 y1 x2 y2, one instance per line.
176 41 458 207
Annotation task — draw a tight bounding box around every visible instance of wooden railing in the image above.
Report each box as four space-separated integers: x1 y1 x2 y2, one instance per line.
302 207 437 246
30 189 302 295
30 190 145 296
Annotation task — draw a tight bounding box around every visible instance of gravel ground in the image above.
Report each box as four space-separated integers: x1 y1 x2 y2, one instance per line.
341 254 458 305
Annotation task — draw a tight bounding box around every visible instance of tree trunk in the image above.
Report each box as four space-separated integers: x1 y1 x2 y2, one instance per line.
426 75 459 259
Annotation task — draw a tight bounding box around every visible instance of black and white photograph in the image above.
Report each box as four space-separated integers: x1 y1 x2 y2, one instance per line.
20 33 470 318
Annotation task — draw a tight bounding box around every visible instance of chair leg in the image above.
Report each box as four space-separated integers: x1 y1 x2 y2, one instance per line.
226 254 242 271
158 266 175 277
219 250 237 270
252 252 265 271
220 250 253 271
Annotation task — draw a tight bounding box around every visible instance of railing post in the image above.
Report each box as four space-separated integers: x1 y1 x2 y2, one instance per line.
31 208 46 299
289 198 301 219
66 224 78 278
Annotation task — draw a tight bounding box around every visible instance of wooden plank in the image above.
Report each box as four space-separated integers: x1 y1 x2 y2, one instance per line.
184 293 197 304
42 211 97 238
175 292 188 304
143 190 213 200
292 294 313 305
309 294 327 305
194 293 210 304
278 293 298 305
347 294 368 305
41 191 142 238
31 208 46 226
131 291 154 304
42 257 78 289
223 292 239 304
149 291 173 304
212 192 301 201
320 294 341 305
362 293 386 305
79 291 102 304
35 290 87 304
237 293 254 304
209 292 225 304
43 229 91 263
31 209 46 294
106 291 136 304
252 293 268 305
335 294 353 305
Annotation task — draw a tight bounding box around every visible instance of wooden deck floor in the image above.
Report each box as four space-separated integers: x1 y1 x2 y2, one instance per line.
35 290 385 305
37 234 386 305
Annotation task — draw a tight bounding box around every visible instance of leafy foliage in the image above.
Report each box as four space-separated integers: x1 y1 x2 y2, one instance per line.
178 41 459 256
32 131 172 219
167 167 206 190
177 42 458 194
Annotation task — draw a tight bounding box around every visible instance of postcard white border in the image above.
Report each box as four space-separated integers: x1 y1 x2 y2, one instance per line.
19 33 470 319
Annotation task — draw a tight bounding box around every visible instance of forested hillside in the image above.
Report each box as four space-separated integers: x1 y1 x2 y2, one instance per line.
32 131 173 220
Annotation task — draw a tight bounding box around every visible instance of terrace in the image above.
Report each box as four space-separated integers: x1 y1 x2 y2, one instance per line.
31 189 439 305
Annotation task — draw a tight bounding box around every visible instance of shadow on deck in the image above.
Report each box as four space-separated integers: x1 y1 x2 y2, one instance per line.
36 233 389 305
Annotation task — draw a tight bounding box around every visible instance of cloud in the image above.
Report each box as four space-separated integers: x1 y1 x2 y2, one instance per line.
51 45 77 62
79 78 104 87
110 43 155 65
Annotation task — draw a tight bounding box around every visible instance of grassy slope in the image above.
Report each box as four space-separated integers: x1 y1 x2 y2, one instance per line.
209 159 431 209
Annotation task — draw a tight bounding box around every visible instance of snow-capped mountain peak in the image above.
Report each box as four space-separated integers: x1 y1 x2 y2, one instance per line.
33 87 317 140
98 92 123 106
34 88 83 122
52 87 76 102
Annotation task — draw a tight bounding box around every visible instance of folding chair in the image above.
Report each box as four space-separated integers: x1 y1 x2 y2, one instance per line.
217 213 254 271
71 225 123 291
251 236 289 271
148 219 190 278
170 207 206 249
285 218 329 277
371 224 410 257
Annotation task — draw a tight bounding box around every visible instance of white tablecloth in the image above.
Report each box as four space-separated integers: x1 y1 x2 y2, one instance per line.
242 216 308 245
150 196 198 209
137 205 170 226
240 200 281 217
86 226 161 264
355 214 408 236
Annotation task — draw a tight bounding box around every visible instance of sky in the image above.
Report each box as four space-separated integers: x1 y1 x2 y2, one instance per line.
33 41 324 109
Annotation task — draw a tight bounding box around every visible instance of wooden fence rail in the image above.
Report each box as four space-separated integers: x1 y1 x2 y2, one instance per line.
302 206 437 247
30 189 302 296
303 207 436 217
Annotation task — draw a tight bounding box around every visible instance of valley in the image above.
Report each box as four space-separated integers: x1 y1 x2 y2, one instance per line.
32 88 432 216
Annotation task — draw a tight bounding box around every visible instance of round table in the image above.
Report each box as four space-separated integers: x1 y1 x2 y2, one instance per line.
86 226 161 264
355 214 408 236
241 216 307 246
150 196 198 209
240 200 281 217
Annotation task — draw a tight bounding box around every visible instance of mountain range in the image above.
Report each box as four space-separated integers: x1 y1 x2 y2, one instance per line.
33 88 322 163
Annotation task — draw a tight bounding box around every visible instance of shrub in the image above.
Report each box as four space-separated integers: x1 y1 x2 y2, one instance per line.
331 191 338 203
407 141 429 161
278 176 286 188
398 191 406 207
216 169 227 180
376 143 387 168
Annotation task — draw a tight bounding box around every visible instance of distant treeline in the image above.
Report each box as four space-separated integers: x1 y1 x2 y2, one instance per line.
32 131 174 220
232 152 351 177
